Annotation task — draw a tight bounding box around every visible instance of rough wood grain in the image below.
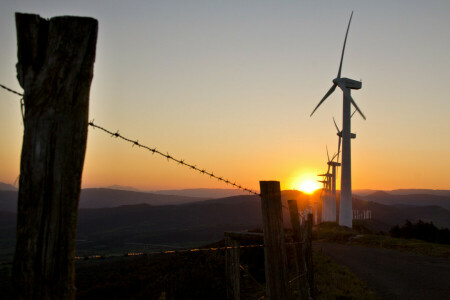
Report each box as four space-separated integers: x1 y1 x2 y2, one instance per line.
225 236 240 300
260 181 290 300
12 13 97 300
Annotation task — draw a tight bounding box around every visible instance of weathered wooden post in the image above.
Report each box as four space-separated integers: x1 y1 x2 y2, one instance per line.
305 213 315 298
260 181 290 300
225 236 240 300
13 13 97 299
288 200 310 299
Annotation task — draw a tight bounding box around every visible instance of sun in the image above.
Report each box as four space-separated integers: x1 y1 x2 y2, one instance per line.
297 179 321 194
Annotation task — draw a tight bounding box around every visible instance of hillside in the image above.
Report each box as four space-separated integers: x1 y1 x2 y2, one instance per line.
0 183 17 192
360 191 450 210
352 197 450 231
152 188 248 199
0 188 208 212
76 195 261 248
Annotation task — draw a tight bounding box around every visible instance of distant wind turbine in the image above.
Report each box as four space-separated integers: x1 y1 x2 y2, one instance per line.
318 147 339 222
310 11 366 228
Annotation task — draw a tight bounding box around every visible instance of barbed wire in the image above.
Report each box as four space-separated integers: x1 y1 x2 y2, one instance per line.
1 82 259 196
0 84 23 96
88 121 260 196
74 244 265 260
0 84 25 122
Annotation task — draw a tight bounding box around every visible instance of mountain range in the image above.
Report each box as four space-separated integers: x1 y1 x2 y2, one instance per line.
0 188 208 212
357 191 450 210
1 183 449 261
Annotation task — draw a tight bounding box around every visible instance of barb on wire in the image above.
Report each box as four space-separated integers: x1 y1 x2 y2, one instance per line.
88 121 260 196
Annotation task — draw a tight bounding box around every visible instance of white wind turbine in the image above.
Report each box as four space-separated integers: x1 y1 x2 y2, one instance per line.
310 12 366 228
318 148 339 223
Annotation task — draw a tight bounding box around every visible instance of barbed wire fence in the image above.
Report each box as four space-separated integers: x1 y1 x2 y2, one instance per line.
0 83 259 196
88 121 260 196
2 82 313 299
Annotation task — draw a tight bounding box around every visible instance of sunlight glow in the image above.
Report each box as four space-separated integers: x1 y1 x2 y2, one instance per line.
297 179 321 194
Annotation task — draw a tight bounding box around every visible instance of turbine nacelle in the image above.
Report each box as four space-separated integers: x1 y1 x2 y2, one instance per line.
333 77 362 90
318 173 332 177
327 161 341 167
337 131 356 139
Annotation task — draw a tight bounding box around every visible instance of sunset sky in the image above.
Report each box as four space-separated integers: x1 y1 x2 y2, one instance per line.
1 1 450 192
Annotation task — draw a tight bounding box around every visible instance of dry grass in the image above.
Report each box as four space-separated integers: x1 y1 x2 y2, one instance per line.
349 234 450 259
313 222 450 259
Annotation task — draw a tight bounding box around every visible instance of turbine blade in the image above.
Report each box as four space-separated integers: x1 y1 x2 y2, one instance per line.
310 84 337 117
351 109 357 118
337 11 353 78
326 145 330 162
350 99 367 120
338 82 366 120
331 152 338 162
333 117 340 133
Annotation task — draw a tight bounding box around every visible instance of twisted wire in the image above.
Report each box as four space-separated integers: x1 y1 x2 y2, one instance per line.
0 82 260 196
0 84 23 96
88 121 260 196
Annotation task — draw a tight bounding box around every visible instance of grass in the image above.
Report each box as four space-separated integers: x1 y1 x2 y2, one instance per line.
314 222 450 259
348 234 450 259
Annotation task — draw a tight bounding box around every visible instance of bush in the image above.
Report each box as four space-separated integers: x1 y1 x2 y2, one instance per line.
389 220 450 245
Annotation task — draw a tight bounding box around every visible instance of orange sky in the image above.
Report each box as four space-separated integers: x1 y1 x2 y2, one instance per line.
1 1 450 193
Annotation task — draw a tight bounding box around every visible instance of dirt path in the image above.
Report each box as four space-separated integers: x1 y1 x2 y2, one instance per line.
314 241 450 300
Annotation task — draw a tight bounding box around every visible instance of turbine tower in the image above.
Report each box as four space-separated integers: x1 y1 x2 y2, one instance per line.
328 156 340 223
318 173 331 222
310 12 366 228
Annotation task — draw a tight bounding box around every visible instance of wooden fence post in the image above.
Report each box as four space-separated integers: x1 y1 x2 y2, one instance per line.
13 13 97 300
225 236 240 300
260 181 290 300
288 200 310 299
305 213 315 298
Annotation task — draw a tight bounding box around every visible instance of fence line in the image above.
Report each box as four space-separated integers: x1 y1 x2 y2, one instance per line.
74 244 265 260
89 121 260 196
1 82 259 196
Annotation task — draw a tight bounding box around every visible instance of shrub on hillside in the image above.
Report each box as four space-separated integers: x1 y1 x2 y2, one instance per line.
389 220 450 245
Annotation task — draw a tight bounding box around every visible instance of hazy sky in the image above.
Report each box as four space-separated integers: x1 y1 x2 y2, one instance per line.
1 0 450 191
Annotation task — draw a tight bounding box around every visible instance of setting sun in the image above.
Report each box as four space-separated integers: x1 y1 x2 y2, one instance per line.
297 179 321 194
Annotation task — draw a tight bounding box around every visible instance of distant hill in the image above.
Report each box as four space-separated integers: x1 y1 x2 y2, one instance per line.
0 188 208 213
104 184 143 192
360 191 450 210
353 189 450 197
152 188 248 199
80 188 208 208
388 189 450 197
1 193 449 260
352 197 450 232
0 195 262 259
0 191 18 212
0 183 17 191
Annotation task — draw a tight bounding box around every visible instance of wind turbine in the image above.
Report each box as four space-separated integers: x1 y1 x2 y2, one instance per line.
316 176 329 224
318 148 339 222
327 149 341 223
310 12 366 228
